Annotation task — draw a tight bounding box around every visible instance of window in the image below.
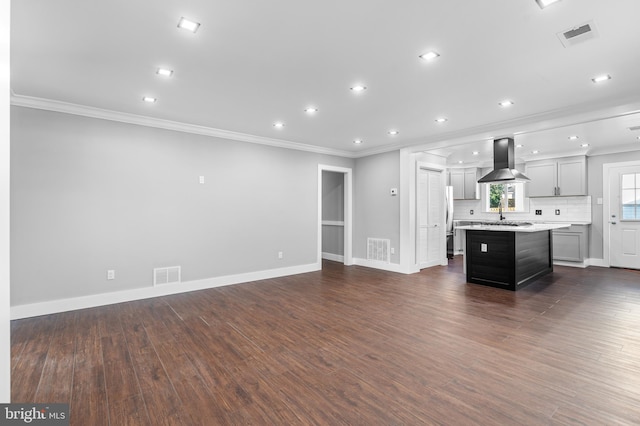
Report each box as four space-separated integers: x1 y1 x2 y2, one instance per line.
621 173 640 220
485 182 526 212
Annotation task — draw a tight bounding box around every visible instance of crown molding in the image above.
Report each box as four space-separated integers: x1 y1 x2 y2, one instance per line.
10 93 358 158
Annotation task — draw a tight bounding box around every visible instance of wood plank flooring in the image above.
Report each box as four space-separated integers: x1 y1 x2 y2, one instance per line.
10 258 640 425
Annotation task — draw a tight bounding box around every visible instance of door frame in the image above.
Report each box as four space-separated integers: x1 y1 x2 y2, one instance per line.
602 159 640 267
416 162 448 269
318 165 353 266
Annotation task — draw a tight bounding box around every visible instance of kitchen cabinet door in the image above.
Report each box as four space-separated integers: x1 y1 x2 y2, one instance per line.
464 169 479 200
526 162 557 197
557 158 586 196
553 225 589 263
450 171 465 199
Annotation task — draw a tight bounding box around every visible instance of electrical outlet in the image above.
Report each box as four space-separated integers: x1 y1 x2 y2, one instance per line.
535 210 542 215
107 270 115 280
278 251 283 259
555 209 561 215
470 209 474 215
391 247 395 255
199 176 205 184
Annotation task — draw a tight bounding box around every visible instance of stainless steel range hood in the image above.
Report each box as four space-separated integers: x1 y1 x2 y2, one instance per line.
478 138 530 183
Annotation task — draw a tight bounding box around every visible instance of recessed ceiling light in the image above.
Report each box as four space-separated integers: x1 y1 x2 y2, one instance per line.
388 130 399 136
532 150 540 154
142 96 157 103
458 161 463 164
580 143 590 148
304 107 318 114
353 139 363 145
156 68 174 77
592 74 611 83
435 117 448 123
535 0 561 9
350 85 367 92
178 17 200 33
273 122 285 129
499 100 514 107
419 51 440 61
472 151 479 155
568 135 579 140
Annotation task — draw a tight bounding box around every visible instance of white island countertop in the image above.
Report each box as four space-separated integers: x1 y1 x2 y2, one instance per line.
455 222 570 233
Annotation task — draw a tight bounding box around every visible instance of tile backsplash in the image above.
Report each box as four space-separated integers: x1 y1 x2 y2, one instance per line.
453 196 592 224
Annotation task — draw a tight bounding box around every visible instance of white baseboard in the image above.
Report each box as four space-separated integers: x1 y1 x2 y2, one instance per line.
586 258 608 268
352 257 409 274
322 252 344 263
553 260 588 268
10 262 321 320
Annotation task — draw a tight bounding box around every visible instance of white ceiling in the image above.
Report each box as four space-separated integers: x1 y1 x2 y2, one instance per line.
10 0 640 159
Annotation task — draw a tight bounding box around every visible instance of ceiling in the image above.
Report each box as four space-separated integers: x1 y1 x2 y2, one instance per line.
10 0 640 159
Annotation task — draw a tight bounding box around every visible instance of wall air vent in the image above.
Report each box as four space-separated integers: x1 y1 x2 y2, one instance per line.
153 266 181 286
367 238 390 263
557 20 598 48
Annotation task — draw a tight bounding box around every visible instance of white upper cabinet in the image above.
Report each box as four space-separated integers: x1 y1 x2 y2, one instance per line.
450 168 480 200
525 156 586 197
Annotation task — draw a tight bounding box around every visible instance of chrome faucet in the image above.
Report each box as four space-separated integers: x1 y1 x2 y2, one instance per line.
498 204 505 221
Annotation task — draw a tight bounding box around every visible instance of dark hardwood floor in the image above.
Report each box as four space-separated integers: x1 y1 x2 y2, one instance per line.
10 257 640 425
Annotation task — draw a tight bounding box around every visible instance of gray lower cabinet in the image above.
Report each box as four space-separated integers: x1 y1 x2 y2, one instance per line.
552 225 589 263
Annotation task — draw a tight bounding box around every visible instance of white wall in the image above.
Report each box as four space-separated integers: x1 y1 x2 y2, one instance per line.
10 106 353 310
1 0 11 403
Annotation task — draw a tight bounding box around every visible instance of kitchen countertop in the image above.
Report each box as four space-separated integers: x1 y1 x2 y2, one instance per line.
455 222 571 232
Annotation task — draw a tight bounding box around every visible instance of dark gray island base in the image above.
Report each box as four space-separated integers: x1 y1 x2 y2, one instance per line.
465 229 553 291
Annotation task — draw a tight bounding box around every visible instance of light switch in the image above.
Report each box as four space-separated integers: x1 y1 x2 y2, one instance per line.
199 176 205 184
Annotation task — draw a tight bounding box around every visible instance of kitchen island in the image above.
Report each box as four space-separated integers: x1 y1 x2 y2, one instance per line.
455 222 570 290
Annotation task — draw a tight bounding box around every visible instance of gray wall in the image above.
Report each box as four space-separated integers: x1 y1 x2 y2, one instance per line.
587 150 640 260
10 106 353 306
354 150 400 263
322 171 344 256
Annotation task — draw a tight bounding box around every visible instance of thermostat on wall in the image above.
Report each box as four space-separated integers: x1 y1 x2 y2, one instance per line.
390 188 398 196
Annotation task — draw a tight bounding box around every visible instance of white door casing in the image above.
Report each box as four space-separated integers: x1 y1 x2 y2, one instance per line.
318 165 353 266
418 167 445 269
605 161 640 269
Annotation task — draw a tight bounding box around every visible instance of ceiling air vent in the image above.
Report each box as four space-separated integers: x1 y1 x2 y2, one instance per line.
628 126 640 132
557 20 598 48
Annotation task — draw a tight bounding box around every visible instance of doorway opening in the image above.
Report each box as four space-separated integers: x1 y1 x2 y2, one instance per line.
318 165 353 267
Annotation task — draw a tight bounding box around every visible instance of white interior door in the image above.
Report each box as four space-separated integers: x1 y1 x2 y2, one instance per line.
418 168 444 269
609 164 640 269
